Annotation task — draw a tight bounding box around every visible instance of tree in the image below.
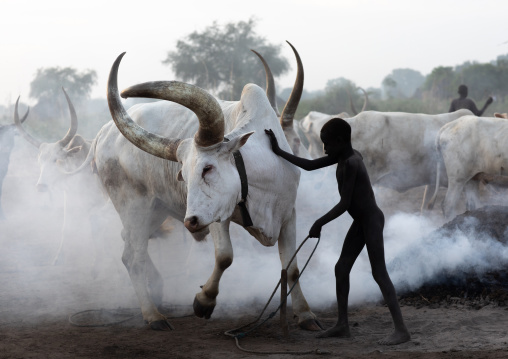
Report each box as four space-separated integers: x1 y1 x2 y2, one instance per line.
162 18 289 100
381 68 425 99
30 67 97 103
29 67 97 120
294 77 362 118
421 66 456 99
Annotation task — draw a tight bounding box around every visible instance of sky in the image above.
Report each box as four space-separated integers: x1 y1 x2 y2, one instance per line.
2 0 508 106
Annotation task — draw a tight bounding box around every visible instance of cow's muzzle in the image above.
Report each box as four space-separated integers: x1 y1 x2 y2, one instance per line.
184 216 202 233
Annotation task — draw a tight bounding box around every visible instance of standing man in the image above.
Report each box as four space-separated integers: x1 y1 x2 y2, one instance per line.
449 84 493 116
265 118 411 345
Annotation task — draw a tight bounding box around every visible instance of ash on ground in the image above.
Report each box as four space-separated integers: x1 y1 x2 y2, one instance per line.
398 205 508 310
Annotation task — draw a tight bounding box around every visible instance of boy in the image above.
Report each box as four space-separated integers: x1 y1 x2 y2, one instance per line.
265 118 410 345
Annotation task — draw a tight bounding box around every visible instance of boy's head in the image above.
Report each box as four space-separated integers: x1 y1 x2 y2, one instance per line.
320 117 351 143
320 118 352 157
458 84 468 97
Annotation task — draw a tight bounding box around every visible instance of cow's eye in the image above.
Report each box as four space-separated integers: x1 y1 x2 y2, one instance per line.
202 165 213 178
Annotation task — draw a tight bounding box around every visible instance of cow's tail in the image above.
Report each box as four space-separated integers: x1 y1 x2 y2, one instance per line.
427 131 445 210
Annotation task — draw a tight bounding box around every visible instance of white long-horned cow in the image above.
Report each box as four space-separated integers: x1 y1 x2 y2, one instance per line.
14 89 107 267
14 89 91 193
0 107 29 219
95 52 320 331
300 109 474 211
430 115 508 219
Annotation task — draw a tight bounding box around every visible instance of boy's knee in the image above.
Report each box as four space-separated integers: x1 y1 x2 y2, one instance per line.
334 261 351 279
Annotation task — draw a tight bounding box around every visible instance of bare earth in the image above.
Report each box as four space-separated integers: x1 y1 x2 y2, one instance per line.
1 143 507 359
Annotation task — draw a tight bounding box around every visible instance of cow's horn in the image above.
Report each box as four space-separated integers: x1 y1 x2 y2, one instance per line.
251 49 279 116
279 41 303 129
121 80 224 149
107 53 184 162
359 87 368 113
58 88 78 147
13 97 39 148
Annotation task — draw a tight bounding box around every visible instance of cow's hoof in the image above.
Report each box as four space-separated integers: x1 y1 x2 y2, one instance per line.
149 319 174 331
299 318 324 331
193 296 215 319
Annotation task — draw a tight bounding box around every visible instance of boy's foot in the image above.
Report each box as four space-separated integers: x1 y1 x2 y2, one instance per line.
378 329 411 345
316 324 350 338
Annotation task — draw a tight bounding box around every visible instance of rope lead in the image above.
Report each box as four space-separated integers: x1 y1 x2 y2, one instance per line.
225 235 331 355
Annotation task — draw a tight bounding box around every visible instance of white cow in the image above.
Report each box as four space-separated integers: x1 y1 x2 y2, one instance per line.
87 52 319 331
430 115 508 219
14 90 91 192
0 107 29 219
14 90 107 268
300 109 474 211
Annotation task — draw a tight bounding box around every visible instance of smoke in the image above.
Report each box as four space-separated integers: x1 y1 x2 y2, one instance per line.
1 135 507 326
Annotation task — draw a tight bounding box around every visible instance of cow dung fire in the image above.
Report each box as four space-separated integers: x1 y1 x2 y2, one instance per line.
397 205 508 309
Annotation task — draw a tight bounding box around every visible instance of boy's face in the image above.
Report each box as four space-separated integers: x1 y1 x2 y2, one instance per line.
320 131 347 158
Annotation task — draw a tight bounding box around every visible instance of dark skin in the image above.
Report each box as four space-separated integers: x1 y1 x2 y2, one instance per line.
265 127 410 345
449 87 493 116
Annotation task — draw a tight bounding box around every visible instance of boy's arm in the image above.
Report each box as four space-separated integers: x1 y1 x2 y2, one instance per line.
265 129 336 171
478 97 493 116
309 158 358 237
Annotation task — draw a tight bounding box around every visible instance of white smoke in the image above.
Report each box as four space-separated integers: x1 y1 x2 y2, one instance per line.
1 136 507 325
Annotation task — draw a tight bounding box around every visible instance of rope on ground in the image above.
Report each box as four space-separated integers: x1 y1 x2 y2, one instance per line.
225 235 331 355
68 305 194 327
233 337 331 355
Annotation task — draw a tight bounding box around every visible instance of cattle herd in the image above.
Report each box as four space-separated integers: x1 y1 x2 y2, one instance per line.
1 42 507 333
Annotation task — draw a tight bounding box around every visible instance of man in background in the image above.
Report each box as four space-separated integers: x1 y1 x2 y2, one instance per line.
449 84 493 116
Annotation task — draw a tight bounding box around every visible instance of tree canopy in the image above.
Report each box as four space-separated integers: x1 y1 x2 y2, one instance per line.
30 67 97 104
162 18 289 100
382 68 425 99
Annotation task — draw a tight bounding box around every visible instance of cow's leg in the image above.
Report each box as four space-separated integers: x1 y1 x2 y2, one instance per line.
420 184 436 214
52 191 68 266
121 226 173 330
193 220 232 319
442 180 465 220
0 187 5 220
0 168 6 220
278 208 321 331
119 199 173 331
464 180 482 211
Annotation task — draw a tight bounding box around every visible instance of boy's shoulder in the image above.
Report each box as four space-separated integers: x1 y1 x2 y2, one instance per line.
353 149 363 159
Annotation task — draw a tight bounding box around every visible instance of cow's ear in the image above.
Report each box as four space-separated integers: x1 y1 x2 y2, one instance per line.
223 131 255 153
303 121 313 133
66 146 82 155
177 169 184 182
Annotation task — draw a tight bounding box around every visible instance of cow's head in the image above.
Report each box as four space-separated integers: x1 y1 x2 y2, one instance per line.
107 53 254 237
14 90 81 192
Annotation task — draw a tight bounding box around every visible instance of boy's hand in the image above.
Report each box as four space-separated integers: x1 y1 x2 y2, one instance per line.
309 221 322 238
264 129 280 152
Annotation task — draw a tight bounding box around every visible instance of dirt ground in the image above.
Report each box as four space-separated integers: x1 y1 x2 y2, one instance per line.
1 142 508 359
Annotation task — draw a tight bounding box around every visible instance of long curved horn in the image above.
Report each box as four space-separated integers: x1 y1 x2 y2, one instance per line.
358 87 369 112
251 49 279 116
14 96 40 148
121 81 224 149
58 87 78 147
107 52 183 161
347 88 358 116
279 41 304 129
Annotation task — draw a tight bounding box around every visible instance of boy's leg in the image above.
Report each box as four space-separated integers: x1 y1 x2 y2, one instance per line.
364 215 410 345
317 221 365 338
